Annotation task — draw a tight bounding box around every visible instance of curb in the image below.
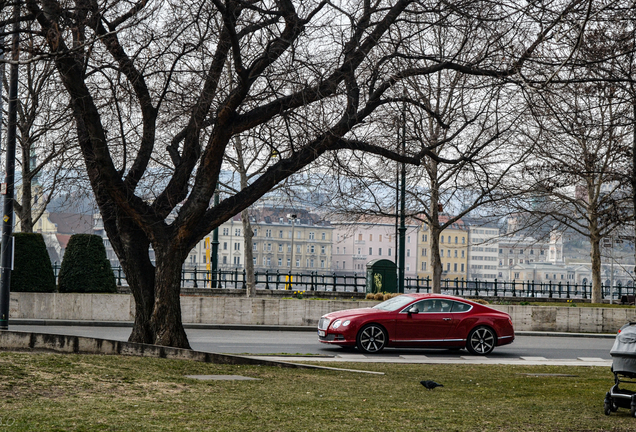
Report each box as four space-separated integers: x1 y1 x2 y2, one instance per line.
9 319 618 338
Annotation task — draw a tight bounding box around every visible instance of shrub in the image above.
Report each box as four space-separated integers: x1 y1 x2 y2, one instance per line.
10 233 56 292
58 234 117 293
373 292 385 301
366 293 376 300
473 299 490 305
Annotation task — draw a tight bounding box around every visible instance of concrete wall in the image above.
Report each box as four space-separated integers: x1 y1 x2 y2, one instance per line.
9 292 636 332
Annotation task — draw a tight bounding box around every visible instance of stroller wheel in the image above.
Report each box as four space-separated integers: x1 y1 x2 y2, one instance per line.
604 393 612 416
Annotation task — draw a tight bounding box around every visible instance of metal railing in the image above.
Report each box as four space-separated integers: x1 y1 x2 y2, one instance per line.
51 262 635 299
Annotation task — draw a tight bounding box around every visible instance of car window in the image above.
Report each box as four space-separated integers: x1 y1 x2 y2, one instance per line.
402 299 452 313
451 301 472 313
373 295 415 311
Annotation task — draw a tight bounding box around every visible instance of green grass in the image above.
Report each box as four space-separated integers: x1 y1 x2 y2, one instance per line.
0 352 634 431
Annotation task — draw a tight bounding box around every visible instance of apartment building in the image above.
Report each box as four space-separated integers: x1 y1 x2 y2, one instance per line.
331 217 418 277
417 217 469 281
467 224 499 282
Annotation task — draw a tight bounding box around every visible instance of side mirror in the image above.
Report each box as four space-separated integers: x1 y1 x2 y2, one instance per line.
408 306 419 315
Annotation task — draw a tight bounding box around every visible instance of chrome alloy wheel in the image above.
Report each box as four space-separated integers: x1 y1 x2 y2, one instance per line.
356 324 387 353
467 326 496 355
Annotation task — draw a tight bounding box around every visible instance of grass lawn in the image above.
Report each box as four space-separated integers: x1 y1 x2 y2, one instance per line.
0 352 634 431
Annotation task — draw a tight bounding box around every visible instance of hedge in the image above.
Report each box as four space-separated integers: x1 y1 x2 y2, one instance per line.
10 233 56 292
58 234 117 293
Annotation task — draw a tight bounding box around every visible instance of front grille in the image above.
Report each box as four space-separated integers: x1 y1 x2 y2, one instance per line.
318 317 330 331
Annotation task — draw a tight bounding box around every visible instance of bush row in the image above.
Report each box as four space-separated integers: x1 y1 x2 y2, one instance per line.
11 233 116 293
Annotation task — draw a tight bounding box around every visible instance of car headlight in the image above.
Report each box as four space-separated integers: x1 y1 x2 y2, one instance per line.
332 319 342 329
342 320 350 327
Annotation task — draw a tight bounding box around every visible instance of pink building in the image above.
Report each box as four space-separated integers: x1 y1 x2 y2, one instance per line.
331 218 418 277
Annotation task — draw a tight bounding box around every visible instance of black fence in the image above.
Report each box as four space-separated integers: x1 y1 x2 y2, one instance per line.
51 263 635 300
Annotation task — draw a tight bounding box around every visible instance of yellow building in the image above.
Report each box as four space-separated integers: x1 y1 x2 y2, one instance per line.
417 217 468 282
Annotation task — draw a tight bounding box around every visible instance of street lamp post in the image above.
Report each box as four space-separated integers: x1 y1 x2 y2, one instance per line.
287 214 297 289
0 2 20 330
397 95 407 294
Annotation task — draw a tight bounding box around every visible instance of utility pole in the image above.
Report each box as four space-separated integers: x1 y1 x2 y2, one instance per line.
0 1 20 330
398 93 407 294
210 191 219 288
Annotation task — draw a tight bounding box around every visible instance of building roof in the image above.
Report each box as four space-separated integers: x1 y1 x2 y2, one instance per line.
48 213 93 235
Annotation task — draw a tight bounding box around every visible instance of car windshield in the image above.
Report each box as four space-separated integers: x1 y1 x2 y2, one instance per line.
373 295 416 311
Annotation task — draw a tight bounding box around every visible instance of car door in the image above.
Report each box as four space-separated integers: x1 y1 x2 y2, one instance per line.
394 299 454 345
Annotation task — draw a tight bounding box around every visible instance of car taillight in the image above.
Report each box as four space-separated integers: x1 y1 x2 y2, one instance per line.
508 318 513 326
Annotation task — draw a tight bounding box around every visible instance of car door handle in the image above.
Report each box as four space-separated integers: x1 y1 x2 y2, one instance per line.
443 318 451 321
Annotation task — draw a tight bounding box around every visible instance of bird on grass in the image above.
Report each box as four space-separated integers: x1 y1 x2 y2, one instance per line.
420 380 444 390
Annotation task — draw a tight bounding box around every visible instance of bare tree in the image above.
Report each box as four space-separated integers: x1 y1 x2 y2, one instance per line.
2 25 77 233
12 0 618 347
521 81 632 303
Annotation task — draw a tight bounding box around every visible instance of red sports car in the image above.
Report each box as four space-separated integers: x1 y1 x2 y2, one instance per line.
318 293 514 354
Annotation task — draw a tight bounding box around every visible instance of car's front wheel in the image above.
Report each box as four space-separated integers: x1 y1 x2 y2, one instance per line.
466 326 496 355
356 324 387 354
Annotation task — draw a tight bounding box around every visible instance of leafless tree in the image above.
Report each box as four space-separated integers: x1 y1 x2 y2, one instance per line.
9 0 622 347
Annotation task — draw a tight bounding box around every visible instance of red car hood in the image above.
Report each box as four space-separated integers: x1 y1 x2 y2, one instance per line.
324 307 386 320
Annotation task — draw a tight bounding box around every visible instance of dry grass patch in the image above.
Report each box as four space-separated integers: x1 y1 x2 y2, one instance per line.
0 352 634 431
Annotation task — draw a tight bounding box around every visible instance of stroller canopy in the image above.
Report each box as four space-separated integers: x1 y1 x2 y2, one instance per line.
611 323 636 375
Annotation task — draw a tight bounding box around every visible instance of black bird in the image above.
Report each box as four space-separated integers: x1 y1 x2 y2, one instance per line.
420 380 444 390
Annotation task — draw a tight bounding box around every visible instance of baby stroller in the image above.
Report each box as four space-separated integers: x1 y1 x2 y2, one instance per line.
605 322 636 417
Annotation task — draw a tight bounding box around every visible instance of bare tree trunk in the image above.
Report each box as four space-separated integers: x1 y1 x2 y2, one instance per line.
589 206 603 304
429 160 442 293
241 208 256 297
150 247 191 348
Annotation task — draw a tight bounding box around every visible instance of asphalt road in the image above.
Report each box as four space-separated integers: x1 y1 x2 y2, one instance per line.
10 325 615 359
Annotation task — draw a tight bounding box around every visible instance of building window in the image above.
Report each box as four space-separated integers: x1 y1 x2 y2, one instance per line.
223 228 229 236
267 243 272 251
337 247 340 254
369 247 373 255
358 234 362 241
378 248 382 256
447 263 451 271
422 234 427 242
514 272 520 279
379 235 382 242
310 245 315 253
369 234 373 241
407 249 410 257
321 260 325 268
462 237 465 244
441 250 444 257
422 262 426 271
309 232 315 240
461 251 464 258
461 264 464 272
235 228 241 236
234 256 240 266
287 258 290 267
279 230 283 238
234 242 240 251
287 244 291 252
296 259 300 267
448 236 451 243
253 229 258 237
278 258 282 266
441 236 444 243
223 242 228 250
455 236 458 244
253 257 257 265
407 236 410 243
296 245 301 253
321 245 326 254
253 243 258 251
406 264 410 271
388 248 391 257
265 229 272 238
310 259 314 268
267 257 271 266
530 249 534 255
454 263 457 272
279 244 283 252
223 256 227 264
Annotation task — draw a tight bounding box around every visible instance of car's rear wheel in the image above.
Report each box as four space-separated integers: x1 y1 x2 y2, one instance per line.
466 326 496 355
356 324 387 354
